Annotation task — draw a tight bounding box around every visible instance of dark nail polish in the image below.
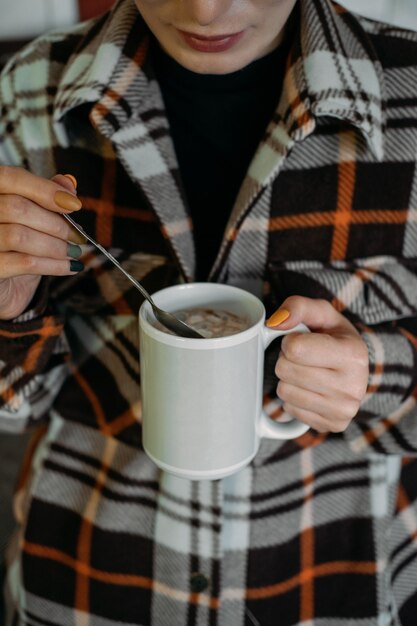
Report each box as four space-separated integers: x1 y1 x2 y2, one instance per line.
70 260 84 273
67 243 82 259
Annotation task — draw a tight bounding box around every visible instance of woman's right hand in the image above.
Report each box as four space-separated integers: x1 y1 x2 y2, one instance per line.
0 167 85 320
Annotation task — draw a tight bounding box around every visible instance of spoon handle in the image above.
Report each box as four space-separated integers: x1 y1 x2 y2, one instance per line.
63 213 155 304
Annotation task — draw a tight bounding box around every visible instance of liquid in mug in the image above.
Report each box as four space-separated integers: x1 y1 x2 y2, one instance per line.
153 307 250 338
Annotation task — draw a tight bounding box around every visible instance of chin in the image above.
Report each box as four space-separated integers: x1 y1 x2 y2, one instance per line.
172 49 255 75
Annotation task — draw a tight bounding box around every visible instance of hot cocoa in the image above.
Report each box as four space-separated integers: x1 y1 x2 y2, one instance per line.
154 307 250 338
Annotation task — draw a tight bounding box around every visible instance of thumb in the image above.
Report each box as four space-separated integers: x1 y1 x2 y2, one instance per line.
51 173 78 193
266 295 356 336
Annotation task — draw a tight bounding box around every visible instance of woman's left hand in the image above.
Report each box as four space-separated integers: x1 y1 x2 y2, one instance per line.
267 296 369 433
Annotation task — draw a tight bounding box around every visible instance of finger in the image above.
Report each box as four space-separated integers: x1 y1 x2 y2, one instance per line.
0 252 83 279
49 175 86 243
275 353 367 401
267 296 358 336
280 331 366 370
52 173 77 192
0 275 42 320
275 353 343 396
277 380 360 424
0 195 86 244
0 166 82 214
281 403 337 433
0 224 82 260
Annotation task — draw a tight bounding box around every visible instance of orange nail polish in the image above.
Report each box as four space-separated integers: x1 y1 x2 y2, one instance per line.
54 191 82 212
68 229 88 245
266 309 290 328
64 174 77 189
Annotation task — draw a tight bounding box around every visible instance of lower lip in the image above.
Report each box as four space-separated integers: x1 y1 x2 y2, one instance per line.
178 30 245 53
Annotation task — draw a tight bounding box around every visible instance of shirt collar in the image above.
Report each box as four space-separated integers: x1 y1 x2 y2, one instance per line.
53 0 385 159
239 0 385 210
53 0 149 142
279 0 386 159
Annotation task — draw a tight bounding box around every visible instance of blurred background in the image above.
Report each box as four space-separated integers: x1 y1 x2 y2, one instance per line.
0 0 114 69
342 0 417 26
0 0 416 623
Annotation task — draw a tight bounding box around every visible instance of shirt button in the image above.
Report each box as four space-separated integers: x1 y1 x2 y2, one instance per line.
190 572 209 593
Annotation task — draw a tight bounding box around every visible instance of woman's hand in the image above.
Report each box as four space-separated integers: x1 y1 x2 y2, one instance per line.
267 296 369 433
0 167 84 320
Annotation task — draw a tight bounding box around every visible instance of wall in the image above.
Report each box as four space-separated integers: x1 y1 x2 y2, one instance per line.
0 0 78 40
79 0 114 21
0 0 114 41
337 0 417 29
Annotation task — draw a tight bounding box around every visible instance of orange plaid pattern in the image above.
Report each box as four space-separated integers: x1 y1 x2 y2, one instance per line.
1 0 417 624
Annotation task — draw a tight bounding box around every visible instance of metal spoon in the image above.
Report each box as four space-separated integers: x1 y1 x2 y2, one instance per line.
63 213 204 339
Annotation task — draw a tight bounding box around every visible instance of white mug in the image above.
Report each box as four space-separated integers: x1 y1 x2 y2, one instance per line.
139 283 309 480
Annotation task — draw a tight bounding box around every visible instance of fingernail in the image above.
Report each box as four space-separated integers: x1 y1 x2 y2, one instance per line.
55 191 82 212
64 174 77 189
70 260 84 273
67 243 82 259
68 228 88 245
266 309 290 328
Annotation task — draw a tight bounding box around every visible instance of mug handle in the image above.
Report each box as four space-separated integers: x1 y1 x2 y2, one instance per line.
259 322 310 440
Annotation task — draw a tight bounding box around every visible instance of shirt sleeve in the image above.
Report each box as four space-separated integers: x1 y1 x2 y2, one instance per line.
267 255 417 457
0 56 70 434
0 279 70 434
343 320 417 456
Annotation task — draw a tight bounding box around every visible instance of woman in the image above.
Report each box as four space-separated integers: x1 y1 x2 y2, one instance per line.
0 0 416 624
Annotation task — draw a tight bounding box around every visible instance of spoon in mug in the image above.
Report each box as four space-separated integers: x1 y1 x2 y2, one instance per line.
63 213 205 339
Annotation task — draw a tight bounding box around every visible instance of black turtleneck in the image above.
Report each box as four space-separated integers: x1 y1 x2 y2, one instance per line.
150 35 291 280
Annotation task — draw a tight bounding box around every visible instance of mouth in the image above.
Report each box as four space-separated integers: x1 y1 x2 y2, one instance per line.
177 29 245 53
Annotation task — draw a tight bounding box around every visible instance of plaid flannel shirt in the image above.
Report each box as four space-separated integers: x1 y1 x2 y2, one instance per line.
0 0 417 624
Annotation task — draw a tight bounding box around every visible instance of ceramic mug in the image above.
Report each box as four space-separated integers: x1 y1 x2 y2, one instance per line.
139 283 309 480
